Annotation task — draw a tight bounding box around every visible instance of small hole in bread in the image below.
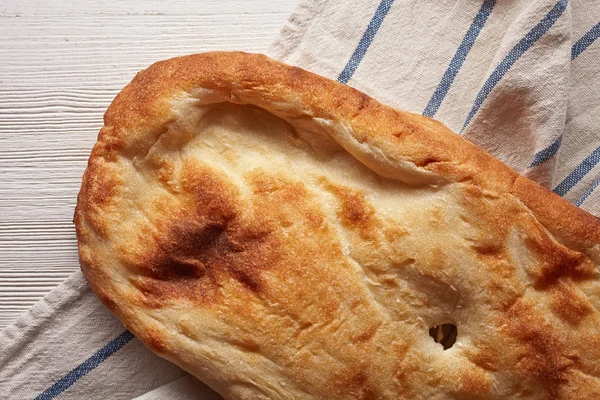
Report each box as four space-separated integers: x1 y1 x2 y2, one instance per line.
429 323 457 350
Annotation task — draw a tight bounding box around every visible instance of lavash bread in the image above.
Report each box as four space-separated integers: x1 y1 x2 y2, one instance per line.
75 52 600 399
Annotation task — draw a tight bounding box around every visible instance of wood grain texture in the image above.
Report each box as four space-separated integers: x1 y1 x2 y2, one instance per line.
0 0 297 328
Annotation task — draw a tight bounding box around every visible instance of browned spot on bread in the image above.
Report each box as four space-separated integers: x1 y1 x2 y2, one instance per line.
73 205 90 244
85 164 120 208
351 322 381 344
289 66 306 86
333 369 378 400
228 337 261 353
504 301 574 394
464 344 501 372
471 243 504 257
347 92 371 118
327 183 377 239
135 212 276 304
94 126 127 160
416 156 442 168
459 183 597 300
143 326 169 354
247 170 331 237
79 159 122 237
155 159 177 192
383 224 409 243
357 92 370 112
291 321 314 339
427 207 445 228
392 346 418 399
454 367 493 396
181 161 239 221
305 210 324 229
249 171 308 204
471 242 516 283
559 372 600 399
340 192 372 227
520 228 597 288
128 161 281 306
550 279 593 325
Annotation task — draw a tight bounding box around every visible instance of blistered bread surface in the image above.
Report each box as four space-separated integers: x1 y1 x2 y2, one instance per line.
75 52 600 399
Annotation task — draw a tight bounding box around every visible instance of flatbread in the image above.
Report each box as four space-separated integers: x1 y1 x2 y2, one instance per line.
75 52 600 399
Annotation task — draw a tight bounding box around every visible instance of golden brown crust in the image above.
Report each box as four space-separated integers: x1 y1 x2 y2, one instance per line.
88 51 600 249
75 52 600 399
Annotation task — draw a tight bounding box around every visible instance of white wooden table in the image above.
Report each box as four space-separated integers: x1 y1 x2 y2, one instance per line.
0 0 296 328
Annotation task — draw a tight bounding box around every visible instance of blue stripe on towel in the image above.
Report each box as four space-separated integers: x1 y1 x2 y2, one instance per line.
528 136 562 167
528 20 600 168
462 0 568 132
35 330 134 400
423 0 496 118
553 146 600 196
338 0 395 84
572 20 600 59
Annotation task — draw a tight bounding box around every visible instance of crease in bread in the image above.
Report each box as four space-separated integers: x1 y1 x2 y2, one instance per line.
75 52 600 399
